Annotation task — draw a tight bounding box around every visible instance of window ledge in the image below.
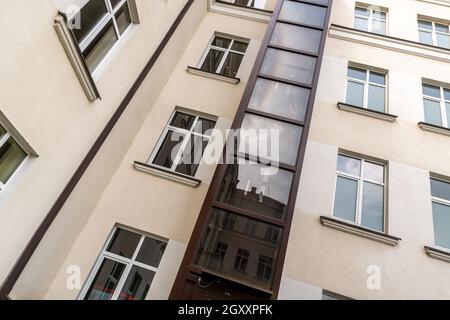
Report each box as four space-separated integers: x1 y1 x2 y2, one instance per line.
187 66 240 84
337 102 398 122
133 161 201 188
320 216 401 246
424 246 450 263
418 122 450 136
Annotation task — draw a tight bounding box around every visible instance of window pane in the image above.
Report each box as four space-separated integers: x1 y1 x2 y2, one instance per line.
347 67 366 81
195 209 282 290
0 137 27 184
419 31 433 45
248 78 310 122
436 33 450 49
231 40 248 53
436 24 449 33
361 182 384 231
333 176 358 222
423 99 443 126
337 154 361 176
117 266 155 300
363 161 384 183
72 0 109 43
170 112 196 130
431 179 450 201
220 52 244 78
211 36 232 49
369 72 385 85
271 23 322 54
418 20 432 30
83 21 118 72
136 237 167 268
115 2 132 35
355 7 369 17
354 17 369 32
240 114 303 166
193 118 216 135
432 202 450 249
422 84 441 98
110 0 122 9
444 89 450 101
373 11 386 21
152 130 186 170
84 258 126 300
279 1 326 28
0 125 6 139
175 135 208 176
372 20 386 35
106 228 141 258
200 49 225 74
446 103 450 128
346 81 364 107
368 84 385 112
216 160 293 220
260 48 317 85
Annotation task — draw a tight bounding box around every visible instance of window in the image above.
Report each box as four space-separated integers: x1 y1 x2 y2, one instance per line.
354 6 387 35
333 154 386 232
198 34 249 78
216 0 276 11
418 20 450 49
234 248 250 272
244 219 258 236
150 111 216 177
70 0 136 72
346 66 387 112
214 241 228 261
256 255 274 281
81 227 167 300
422 83 450 128
430 178 450 250
0 124 27 189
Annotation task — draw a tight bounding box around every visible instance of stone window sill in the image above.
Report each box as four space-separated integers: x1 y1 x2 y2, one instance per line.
187 66 240 84
133 161 201 188
320 216 401 246
418 122 450 136
337 102 398 122
424 246 450 263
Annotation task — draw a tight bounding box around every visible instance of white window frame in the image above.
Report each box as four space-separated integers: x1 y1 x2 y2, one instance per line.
148 110 216 177
418 19 450 48
422 83 450 128
79 226 167 300
346 67 387 111
197 33 248 76
221 0 255 7
354 5 387 34
430 177 450 250
332 154 387 232
0 126 29 191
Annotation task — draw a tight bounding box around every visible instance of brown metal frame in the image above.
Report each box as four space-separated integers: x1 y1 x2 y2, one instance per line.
170 0 334 299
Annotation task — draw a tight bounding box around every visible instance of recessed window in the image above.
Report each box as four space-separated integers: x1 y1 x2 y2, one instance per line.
149 110 216 177
333 154 386 232
216 0 275 11
346 66 387 112
0 124 27 189
422 83 450 128
354 6 387 35
198 34 249 78
418 20 450 49
430 177 450 250
81 227 167 300
234 248 250 272
256 255 274 281
70 0 136 72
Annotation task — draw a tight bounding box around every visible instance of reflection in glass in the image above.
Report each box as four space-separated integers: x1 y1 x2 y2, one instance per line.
221 52 244 78
195 209 282 289
84 259 126 300
0 137 27 184
337 154 361 176
363 161 384 183
432 202 450 249
218 0 276 11
333 176 358 222
118 266 155 300
271 23 322 54
240 114 303 166
106 228 141 258
115 3 132 35
346 81 364 107
423 99 442 126
200 49 225 74
72 0 109 42
136 237 167 268
83 21 118 72
216 160 293 220
260 49 317 85
152 131 186 170
431 179 450 201
361 182 384 231
249 78 310 122
368 84 385 112
279 1 326 28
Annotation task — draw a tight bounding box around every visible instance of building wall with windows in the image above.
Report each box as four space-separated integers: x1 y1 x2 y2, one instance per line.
281 0 450 299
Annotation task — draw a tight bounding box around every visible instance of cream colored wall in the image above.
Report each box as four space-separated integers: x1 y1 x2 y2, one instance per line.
41 12 267 300
5 0 202 299
280 0 450 299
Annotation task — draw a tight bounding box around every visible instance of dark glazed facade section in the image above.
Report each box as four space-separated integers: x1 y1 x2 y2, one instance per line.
170 0 334 299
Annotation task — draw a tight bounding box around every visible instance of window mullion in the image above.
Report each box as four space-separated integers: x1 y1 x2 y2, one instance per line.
170 131 192 171
110 262 132 300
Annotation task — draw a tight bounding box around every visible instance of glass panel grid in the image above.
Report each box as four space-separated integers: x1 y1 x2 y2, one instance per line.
418 19 450 49
346 67 387 111
431 178 450 250
422 84 450 128
354 6 387 35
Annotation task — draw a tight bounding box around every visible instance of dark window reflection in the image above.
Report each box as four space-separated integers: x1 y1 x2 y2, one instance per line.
84 259 126 300
221 52 244 78
106 228 141 258
195 209 282 289
72 0 109 42
200 49 225 74
118 266 155 300
216 160 293 220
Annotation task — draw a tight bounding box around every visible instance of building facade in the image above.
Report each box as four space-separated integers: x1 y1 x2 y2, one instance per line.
0 0 449 300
